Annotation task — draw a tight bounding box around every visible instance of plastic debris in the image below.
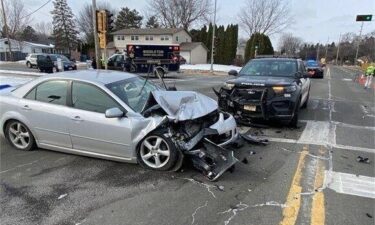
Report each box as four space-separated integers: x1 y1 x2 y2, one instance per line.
249 151 256 155
357 156 370 164
58 194 68 200
366 213 373 218
217 185 225 191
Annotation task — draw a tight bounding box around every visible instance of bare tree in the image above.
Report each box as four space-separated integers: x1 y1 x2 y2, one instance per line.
147 0 212 30
278 33 303 54
76 2 115 44
0 0 28 38
239 0 292 37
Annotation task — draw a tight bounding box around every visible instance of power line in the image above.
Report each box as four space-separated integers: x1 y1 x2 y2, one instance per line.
20 0 52 19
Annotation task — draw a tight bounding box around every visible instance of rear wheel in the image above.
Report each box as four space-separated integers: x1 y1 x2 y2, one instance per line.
137 130 178 171
5 120 35 151
26 62 31 68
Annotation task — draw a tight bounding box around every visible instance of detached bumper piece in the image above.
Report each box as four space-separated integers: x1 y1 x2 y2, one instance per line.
186 139 238 181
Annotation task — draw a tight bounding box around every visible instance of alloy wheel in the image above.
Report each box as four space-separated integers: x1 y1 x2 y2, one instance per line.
8 122 30 149
140 136 171 169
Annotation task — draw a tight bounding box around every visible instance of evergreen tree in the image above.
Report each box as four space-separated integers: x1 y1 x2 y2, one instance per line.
20 26 38 42
51 0 78 53
145 16 160 28
244 33 274 61
115 7 143 30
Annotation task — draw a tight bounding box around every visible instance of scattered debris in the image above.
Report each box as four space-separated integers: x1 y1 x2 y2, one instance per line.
249 151 256 155
366 213 373 218
217 185 225 191
241 134 268 145
58 194 68 200
241 158 249 164
248 189 252 192
357 156 370 164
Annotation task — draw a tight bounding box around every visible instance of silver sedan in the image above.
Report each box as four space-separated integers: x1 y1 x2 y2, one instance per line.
0 70 238 180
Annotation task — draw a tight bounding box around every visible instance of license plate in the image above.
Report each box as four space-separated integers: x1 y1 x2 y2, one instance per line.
68 67 73 70
244 105 256 111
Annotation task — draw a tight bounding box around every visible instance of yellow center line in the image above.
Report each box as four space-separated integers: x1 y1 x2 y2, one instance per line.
279 145 308 225
311 147 326 225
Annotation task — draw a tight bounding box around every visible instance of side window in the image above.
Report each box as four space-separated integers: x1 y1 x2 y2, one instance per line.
25 80 68 105
72 82 120 113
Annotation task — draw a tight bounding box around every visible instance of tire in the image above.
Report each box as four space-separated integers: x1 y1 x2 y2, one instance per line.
5 120 36 151
301 92 309 109
26 61 31 68
289 99 300 127
137 130 178 171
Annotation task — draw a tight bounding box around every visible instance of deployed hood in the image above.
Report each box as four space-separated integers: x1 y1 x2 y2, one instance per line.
227 76 295 87
151 91 218 121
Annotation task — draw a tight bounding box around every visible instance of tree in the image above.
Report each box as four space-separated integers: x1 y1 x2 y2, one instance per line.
147 0 212 30
279 33 303 55
239 0 292 36
115 7 143 30
0 0 28 39
145 16 160 28
20 26 37 42
244 33 274 61
51 0 79 53
34 22 53 44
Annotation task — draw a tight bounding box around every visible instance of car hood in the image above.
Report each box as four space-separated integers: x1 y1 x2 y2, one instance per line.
227 76 296 87
151 90 218 121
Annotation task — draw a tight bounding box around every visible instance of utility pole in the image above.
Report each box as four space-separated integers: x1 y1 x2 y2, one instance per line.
335 33 341 65
354 21 364 65
324 37 329 61
92 0 100 69
1 0 12 61
316 42 320 61
210 0 217 74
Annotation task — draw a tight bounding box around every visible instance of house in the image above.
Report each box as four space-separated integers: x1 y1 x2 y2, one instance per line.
0 38 54 61
180 42 208 64
111 28 208 64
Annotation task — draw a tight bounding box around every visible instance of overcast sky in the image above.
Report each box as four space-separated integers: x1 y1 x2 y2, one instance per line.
26 0 375 48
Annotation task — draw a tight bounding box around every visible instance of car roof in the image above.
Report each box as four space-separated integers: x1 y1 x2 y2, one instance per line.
252 58 299 61
40 70 137 85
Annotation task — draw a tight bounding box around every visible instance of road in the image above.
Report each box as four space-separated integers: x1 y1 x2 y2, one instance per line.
0 66 374 225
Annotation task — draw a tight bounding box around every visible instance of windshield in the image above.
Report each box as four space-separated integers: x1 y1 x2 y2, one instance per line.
306 61 319 67
239 59 297 77
106 77 160 113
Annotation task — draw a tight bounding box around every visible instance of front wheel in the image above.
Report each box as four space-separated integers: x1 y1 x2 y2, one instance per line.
5 120 36 151
289 99 300 127
26 62 31 68
137 130 178 171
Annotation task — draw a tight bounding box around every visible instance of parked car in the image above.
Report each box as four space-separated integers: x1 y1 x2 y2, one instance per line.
215 56 311 127
0 70 239 181
25 53 44 68
305 60 324 78
36 54 54 73
50 54 77 72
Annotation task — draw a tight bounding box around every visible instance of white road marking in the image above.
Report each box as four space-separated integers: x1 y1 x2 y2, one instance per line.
324 171 375 199
342 78 352 81
299 121 330 145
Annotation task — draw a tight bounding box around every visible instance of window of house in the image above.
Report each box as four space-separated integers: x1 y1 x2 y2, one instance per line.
176 36 179 42
145 36 154 41
117 36 120 40
131 35 139 41
121 36 125 40
161 36 170 41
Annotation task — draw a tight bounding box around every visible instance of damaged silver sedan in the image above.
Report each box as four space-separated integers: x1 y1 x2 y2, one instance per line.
0 70 239 181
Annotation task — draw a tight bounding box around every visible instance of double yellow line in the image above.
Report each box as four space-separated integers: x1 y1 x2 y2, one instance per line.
279 145 326 225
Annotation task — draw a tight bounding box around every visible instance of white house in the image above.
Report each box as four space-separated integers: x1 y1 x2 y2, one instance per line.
180 42 208 64
111 28 208 64
0 38 54 61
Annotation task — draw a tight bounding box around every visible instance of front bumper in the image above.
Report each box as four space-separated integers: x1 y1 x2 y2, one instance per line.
215 88 297 124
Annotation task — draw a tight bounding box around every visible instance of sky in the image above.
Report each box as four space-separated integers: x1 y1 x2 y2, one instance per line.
24 0 375 49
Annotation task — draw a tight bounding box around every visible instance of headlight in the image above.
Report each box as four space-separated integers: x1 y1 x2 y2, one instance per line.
272 86 297 94
224 83 235 89
272 86 284 94
285 85 297 93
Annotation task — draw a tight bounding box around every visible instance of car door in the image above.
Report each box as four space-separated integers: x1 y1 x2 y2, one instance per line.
114 55 125 70
21 79 72 148
298 61 309 104
107 55 117 70
67 81 133 157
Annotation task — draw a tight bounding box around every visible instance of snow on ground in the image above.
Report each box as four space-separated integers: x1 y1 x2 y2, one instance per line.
180 64 242 73
0 70 44 76
0 75 34 86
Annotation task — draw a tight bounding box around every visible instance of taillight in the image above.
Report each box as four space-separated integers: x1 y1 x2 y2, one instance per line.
173 46 180 51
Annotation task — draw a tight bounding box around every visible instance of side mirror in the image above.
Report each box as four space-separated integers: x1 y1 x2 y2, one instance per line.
105 107 124 118
228 70 238 76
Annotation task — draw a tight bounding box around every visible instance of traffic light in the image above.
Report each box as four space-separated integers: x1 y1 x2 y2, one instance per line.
106 10 114 31
214 37 219 46
356 15 372 21
96 10 105 32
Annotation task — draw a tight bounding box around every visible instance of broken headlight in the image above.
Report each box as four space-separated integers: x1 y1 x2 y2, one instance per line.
223 82 235 90
272 85 297 94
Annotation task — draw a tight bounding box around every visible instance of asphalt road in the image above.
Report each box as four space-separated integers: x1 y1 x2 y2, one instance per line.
0 66 374 225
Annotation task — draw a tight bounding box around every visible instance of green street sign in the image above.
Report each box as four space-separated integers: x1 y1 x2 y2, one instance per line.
356 15 372 21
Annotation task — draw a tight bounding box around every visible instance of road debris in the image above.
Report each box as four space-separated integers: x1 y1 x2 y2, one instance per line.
366 213 373 218
58 194 68 200
216 185 225 191
357 156 370 164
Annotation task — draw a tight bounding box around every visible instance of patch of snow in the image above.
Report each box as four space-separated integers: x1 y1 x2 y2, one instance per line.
18 60 26 64
180 64 242 73
0 75 34 86
0 69 44 76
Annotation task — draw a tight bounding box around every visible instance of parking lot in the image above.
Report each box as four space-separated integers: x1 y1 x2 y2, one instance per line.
0 66 374 225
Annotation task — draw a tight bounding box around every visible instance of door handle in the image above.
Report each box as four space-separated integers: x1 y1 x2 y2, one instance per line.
22 105 31 110
71 116 84 122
